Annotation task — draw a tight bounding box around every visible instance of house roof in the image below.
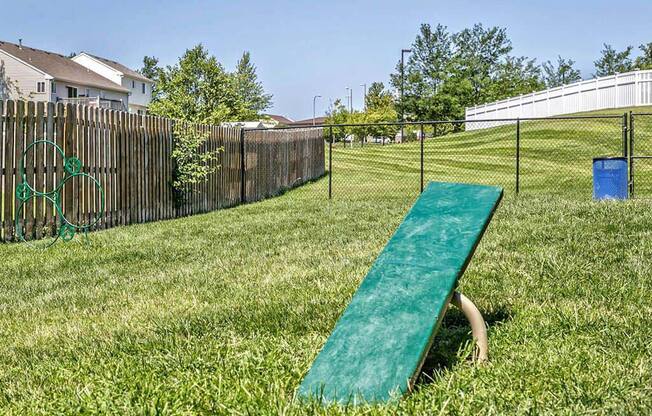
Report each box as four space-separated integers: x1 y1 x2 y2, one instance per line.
79 52 153 83
289 116 328 126
220 121 267 129
0 41 129 93
264 114 294 125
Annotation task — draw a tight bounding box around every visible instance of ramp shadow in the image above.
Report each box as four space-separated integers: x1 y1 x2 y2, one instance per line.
416 305 512 386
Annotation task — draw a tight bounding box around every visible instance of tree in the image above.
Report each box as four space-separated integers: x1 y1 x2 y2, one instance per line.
449 23 513 106
0 60 12 100
324 99 349 141
0 59 27 100
635 43 652 70
390 24 453 121
232 51 273 120
487 56 544 101
139 56 161 80
148 44 271 125
542 56 582 87
359 82 398 140
365 82 393 111
391 23 524 121
139 56 161 101
594 44 634 77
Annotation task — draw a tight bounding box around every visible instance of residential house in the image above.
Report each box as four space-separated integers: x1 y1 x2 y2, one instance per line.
220 121 268 129
289 116 327 127
0 40 129 110
71 52 154 114
263 114 294 127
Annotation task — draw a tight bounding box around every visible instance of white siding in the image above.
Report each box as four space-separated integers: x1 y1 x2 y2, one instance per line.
0 49 50 101
123 76 152 110
465 70 652 130
73 53 152 114
71 54 122 84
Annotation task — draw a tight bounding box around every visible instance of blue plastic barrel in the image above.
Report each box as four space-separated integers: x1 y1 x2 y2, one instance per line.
593 157 628 200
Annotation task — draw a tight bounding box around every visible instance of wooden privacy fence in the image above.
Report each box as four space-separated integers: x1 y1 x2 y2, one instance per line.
0 100 325 242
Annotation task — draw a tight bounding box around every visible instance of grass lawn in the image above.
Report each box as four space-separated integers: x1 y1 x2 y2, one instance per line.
2 110 652 414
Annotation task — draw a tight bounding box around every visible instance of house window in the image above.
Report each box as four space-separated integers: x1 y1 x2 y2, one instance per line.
132 80 135 88
85 88 90 97
37 82 45 93
51 82 56 94
142 83 145 94
66 86 78 98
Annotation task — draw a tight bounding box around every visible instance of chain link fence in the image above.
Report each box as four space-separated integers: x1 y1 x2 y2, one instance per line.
320 115 628 202
630 112 652 196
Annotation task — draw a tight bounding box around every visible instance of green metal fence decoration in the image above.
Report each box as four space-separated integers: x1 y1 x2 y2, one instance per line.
15 140 104 247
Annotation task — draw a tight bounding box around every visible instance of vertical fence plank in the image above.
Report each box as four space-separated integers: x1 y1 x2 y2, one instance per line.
35 102 45 239
0 101 4 241
86 106 94 228
14 101 25 241
97 108 105 229
24 101 35 240
54 103 65 236
118 111 126 225
107 110 115 229
130 113 137 224
3 101 14 241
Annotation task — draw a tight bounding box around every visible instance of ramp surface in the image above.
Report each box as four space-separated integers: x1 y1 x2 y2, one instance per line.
297 182 503 404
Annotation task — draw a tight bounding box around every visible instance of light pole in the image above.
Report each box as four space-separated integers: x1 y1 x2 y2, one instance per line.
360 83 367 111
400 48 412 142
345 87 353 113
312 95 321 126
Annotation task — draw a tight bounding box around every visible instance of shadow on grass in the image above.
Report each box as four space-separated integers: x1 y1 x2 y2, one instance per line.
416 305 512 385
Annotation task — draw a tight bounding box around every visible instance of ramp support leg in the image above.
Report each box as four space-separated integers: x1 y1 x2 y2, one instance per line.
451 291 488 362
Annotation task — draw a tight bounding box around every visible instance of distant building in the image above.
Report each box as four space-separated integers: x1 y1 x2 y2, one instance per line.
289 116 327 127
71 53 154 114
220 121 267 129
0 40 129 111
264 114 294 127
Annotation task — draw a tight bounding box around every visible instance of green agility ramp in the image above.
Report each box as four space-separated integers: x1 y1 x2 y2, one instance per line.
297 181 503 404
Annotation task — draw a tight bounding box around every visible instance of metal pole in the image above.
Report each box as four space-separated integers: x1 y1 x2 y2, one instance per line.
328 126 333 199
629 111 634 197
516 119 520 194
349 89 353 113
400 49 412 142
400 52 404 142
240 128 246 203
360 83 367 111
345 87 352 113
420 124 424 193
313 95 321 126
622 113 628 158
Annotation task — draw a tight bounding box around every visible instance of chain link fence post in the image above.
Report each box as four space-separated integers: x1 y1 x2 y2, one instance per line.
240 128 246 203
420 124 424 193
328 126 333 200
629 111 635 197
622 113 628 158
516 118 521 194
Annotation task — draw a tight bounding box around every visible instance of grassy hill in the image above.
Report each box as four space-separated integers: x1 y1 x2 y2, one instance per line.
330 107 652 199
1 111 652 414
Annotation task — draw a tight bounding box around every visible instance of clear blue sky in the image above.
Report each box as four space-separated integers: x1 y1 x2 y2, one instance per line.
3 0 651 120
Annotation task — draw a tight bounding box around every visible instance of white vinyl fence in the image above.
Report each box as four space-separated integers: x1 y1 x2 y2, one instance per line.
465 69 652 130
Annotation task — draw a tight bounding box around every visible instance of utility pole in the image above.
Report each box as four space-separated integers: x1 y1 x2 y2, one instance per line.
312 95 321 126
400 48 412 142
360 83 367 111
